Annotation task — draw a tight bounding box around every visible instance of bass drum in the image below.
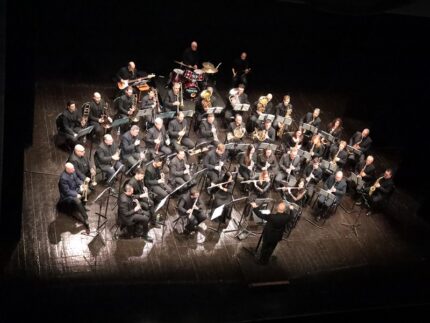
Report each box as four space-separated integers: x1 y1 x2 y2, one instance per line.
183 81 199 99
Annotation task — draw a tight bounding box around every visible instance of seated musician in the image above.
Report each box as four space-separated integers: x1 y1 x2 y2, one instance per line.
89 92 111 142
326 117 343 140
232 52 251 87
169 150 195 189
249 94 273 131
225 84 249 123
273 95 293 136
316 171 347 220
116 86 135 133
303 157 323 201
359 168 394 215
349 155 376 195
306 133 325 159
139 87 157 129
144 156 172 202
145 117 172 158
285 129 304 150
164 82 182 112
168 111 195 152
249 170 271 198
284 177 307 207
210 172 235 223
58 163 90 233
57 100 82 149
275 148 301 188
256 147 278 175
348 128 372 164
194 87 216 130
329 140 348 169
239 144 257 184
177 189 207 235
120 125 145 170
126 167 157 227
182 41 199 69
203 143 227 185
94 134 124 182
253 119 276 144
68 144 96 188
299 108 321 143
115 61 147 93
227 114 246 143
118 184 152 241
198 113 220 146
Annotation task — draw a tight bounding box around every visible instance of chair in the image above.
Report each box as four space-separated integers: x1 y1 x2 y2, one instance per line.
172 207 189 234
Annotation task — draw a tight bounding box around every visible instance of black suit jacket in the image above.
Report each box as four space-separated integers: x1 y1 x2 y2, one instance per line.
324 175 347 200
95 142 118 167
349 132 372 154
58 171 82 201
120 131 141 158
68 153 91 181
253 207 290 243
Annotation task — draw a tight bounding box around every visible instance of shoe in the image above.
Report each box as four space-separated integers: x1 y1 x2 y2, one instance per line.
355 201 362 206
366 210 372 216
316 216 321 222
141 235 154 243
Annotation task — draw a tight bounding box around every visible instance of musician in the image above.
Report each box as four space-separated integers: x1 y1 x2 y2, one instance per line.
57 100 82 148
120 125 145 170
348 128 372 163
250 170 271 198
164 82 182 112
227 114 246 143
94 134 124 181
306 133 325 159
273 95 293 131
303 157 323 201
89 92 111 142
239 144 257 182
210 172 234 223
256 147 277 175
68 144 96 186
329 140 348 169
118 184 152 241
115 61 147 86
225 84 249 123
285 129 304 150
168 111 194 152
300 108 321 143
198 113 220 146
58 163 90 233
254 119 276 144
177 189 206 234
116 86 135 126
326 117 343 140
126 167 157 227
203 143 227 185
316 171 347 219
249 94 274 131
275 148 301 188
284 178 307 207
360 168 395 215
349 155 376 194
139 87 157 128
145 117 172 158
250 200 291 265
182 41 199 69
169 150 194 189
232 52 250 87
144 156 172 201
194 87 215 130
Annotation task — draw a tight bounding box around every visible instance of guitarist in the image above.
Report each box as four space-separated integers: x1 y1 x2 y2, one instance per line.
115 61 148 94
232 52 251 87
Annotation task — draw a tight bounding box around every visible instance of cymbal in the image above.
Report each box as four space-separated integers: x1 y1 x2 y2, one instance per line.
202 61 215 69
174 60 193 69
203 67 218 74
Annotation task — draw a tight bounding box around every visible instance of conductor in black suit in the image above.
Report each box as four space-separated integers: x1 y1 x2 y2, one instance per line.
250 200 293 265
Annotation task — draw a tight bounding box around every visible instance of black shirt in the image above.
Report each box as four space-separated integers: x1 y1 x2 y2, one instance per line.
182 48 199 67
233 58 249 74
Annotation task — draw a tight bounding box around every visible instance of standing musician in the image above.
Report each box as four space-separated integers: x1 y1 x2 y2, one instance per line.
203 143 227 185
198 113 220 146
182 41 199 69
256 147 278 175
89 92 111 142
349 155 376 194
316 171 347 219
249 170 272 198
118 184 152 242
227 114 247 143
274 95 293 135
177 189 207 234
94 134 124 182
169 150 195 189
57 100 82 148
168 111 195 152
285 129 304 150
329 140 348 169
210 172 235 223
164 82 182 112
359 168 394 215
306 133 325 159
120 125 146 170
225 84 250 124
348 128 372 164
232 52 251 87
144 156 172 201
250 200 292 265
275 148 301 188
126 167 157 227
68 144 96 188
303 157 323 201
253 119 276 144
58 163 90 233
300 108 321 143
145 118 172 158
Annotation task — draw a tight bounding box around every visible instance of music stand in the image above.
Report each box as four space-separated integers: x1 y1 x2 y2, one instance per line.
302 123 318 134
111 117 130 129
204 107 224 115
297 148 311 162
341 190 370 237
346 145 361 156
257 113 275 122
107 164 124 187
125 156 145 176
156 111 176 120
77 125 94 139
136 108 153 118
233 103 250 112
209 196 248 234
258 142 278 152
320 159 338 174
319 130 335 143
182 110 194 118
275 115 292 127
92 187 114 234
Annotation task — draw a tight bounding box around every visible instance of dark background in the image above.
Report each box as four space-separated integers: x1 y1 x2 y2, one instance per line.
1 0 429 321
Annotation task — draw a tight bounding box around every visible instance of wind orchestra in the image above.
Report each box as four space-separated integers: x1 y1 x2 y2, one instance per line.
55 41 395 243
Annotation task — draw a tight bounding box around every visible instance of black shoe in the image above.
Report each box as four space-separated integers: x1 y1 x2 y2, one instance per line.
141 235 154 243
366 210 372 216
316 216 321 222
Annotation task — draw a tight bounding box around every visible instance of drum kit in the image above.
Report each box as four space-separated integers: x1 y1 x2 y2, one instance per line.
171 61 220 99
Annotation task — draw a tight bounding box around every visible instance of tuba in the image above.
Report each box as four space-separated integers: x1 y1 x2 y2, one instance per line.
80 103 91 128
256 96 268 113
200 89 212 111
369 176 383 196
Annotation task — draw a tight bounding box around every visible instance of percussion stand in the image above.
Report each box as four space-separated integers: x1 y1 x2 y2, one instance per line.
341 191 370 237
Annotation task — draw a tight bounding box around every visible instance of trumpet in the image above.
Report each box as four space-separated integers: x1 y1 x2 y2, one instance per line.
177 126 187 145
369 176 383 196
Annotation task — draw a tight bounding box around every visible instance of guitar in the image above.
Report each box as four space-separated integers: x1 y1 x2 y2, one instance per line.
117 73 156 90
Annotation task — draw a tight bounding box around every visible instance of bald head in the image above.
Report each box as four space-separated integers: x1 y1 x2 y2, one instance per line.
267 93 273 101
65 162 75 174
366 155 374 164
74 144 85 157
191 41 198 51
362 128 370 137
93 92 101 103
104 134 113 145
335 171 343 182
128 61 135 70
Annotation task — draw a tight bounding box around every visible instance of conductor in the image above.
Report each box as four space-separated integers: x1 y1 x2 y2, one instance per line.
250 200 293 265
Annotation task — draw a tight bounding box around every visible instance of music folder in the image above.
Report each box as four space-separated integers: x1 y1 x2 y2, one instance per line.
233 103 250 111
347 145 361 155
297 148 311 161
156 111 176 119
319 130 335 143
258 142 278 152
182 110 194 118
205 107 224 115
77 125 94 138
275 115 292 126
137 108 153 117
258 113 275 122
111 117 130 128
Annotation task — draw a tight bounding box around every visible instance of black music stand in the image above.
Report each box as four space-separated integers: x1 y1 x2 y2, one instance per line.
156 111 176 120
204 107 224 115
312 189 336 224
319 130 336 144
182 110 195 137
257 113 275 123
92 187 113 234
107 164 124 187
297 148 312 162
275 115 292 127
257 142 278 152
125 155 146 176
233 103 250 112
341 190 370 237
302 123 318 135
209 196 248 235
111 117 130 137
320 159 338 175
77 125 94 140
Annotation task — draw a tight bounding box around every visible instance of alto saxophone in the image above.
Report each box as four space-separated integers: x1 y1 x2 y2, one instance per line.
277 106 292 138
177 126 186 145
369 176 383 196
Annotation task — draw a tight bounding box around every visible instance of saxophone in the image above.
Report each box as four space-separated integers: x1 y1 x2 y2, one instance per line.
369 176 383 196
80 103 91 128
276 105 292 138
331 148 341 166
129 94 139 123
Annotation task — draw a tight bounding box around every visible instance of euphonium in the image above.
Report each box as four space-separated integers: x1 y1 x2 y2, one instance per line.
201 89 212 111
369 176 383 196
256 96 268 113
80 103 91 128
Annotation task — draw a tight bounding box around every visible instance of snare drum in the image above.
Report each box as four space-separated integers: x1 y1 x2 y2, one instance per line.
183 69 195 81
170 68 184 84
